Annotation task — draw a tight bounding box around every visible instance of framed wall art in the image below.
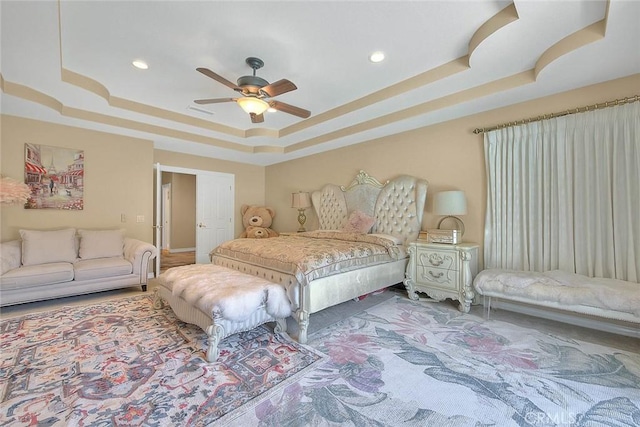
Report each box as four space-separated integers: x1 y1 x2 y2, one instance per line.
25 143 84 210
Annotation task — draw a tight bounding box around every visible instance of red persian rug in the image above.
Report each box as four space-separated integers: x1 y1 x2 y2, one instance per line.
0 295 323 425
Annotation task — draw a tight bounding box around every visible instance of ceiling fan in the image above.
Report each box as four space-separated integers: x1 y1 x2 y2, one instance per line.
194 57 311 124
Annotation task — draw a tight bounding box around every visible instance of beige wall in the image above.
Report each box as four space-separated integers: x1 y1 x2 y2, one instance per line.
153 150 265 238
0 115 154 242
165 172 196 250
266 74 640 267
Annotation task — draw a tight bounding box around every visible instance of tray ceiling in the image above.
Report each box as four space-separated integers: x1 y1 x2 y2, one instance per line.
1 0 638 165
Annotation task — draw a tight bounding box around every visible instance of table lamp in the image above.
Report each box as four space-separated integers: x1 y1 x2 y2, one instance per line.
434 190 467 236
291 191 311 232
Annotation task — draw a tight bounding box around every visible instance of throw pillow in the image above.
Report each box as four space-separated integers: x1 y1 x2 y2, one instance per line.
78 229 125 260
342 210 376 234
20 228 77 266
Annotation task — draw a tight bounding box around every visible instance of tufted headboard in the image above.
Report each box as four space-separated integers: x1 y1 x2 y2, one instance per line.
311 170 428 245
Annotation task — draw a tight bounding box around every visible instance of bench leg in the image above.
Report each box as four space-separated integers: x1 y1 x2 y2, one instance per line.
205 324 225 363
483 295 492 320
274 317 287 335
152 289 164 309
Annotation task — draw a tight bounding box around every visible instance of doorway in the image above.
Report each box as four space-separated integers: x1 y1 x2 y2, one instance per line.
159 176 196 273
160 250 195 273
154 164 235 275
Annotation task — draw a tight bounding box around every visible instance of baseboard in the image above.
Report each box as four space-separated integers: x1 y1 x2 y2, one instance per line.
482 299 639 338
168 247 195 253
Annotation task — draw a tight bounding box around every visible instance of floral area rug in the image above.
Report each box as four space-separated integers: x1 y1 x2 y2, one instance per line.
0 295 323 426
225 296 640 426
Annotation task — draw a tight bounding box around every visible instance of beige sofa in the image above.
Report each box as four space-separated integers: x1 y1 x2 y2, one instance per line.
0 228 157 306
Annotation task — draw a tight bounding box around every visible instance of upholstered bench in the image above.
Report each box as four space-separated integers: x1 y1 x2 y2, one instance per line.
473 269 640 324
154 264 292 362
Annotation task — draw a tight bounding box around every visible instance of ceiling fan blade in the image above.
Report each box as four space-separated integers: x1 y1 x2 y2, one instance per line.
269 100 311 118
261 79 297 97
194 97 236 105
196 67 240 91
250 113 264 123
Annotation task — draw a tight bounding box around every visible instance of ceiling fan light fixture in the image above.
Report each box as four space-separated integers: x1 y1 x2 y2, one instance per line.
237 97 269 115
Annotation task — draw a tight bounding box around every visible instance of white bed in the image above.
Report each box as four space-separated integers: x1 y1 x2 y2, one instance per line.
210 170 428 343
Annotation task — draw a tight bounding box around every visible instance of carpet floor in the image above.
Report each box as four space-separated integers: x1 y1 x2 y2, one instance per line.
225 295 640 426
1 284 638 426
0 294 324 425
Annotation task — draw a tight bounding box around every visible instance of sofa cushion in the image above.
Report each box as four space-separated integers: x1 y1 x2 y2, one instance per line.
19 228 77 266
78 229 125 260
0 262 74 289
1 240 22 275
74 258 133 281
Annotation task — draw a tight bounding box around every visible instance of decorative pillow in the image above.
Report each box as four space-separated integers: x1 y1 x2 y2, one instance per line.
20 228 77 266
78 229 125 260
342 210 376 234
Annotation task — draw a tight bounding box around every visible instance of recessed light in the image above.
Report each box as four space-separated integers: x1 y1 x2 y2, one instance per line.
369 51 385 63
132 60 148 70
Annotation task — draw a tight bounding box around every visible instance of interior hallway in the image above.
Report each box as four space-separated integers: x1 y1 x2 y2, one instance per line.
160 250 195 273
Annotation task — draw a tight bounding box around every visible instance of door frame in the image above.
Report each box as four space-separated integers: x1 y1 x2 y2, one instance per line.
154 163 235 275
161 183 171 251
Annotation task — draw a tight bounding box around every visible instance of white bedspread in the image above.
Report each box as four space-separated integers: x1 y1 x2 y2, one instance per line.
474 269 640 318
158 264 292 321
211 231 403 289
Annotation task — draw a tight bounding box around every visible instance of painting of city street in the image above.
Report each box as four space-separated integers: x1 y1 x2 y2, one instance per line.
24 143 84 210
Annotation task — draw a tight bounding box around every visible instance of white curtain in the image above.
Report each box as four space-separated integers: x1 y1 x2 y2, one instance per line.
483 101 639 282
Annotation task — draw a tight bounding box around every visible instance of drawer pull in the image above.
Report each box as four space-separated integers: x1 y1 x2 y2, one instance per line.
428 270 444 279
428 254 444 266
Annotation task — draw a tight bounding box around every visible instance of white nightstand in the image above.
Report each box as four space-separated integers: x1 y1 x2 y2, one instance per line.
404 241 479 312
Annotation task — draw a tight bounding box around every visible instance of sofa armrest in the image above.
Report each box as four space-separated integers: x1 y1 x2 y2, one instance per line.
123 238 158 283
1 240 23 275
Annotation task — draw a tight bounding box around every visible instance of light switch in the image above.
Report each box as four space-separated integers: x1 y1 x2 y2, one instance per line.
136 215 144 223
121 214 126 223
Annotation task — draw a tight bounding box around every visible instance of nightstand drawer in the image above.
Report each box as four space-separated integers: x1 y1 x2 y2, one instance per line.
418 266 458 289
417 249 457 271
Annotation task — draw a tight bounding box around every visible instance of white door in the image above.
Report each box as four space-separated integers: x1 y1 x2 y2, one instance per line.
154 164 162 274
196 172 234 264
161 184 171 250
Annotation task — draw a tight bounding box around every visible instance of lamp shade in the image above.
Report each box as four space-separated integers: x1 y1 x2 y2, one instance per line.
291 191 311 209
237 97 269 115
434 191 467 215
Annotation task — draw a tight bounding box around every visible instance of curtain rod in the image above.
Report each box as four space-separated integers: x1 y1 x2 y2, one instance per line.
472 94 640 134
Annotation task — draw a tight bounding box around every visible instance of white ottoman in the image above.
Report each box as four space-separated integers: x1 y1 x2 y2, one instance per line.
153 264 291 362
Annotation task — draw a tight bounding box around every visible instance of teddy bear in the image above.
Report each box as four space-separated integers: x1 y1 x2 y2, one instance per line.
243 225 279 239
239 204 279 238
